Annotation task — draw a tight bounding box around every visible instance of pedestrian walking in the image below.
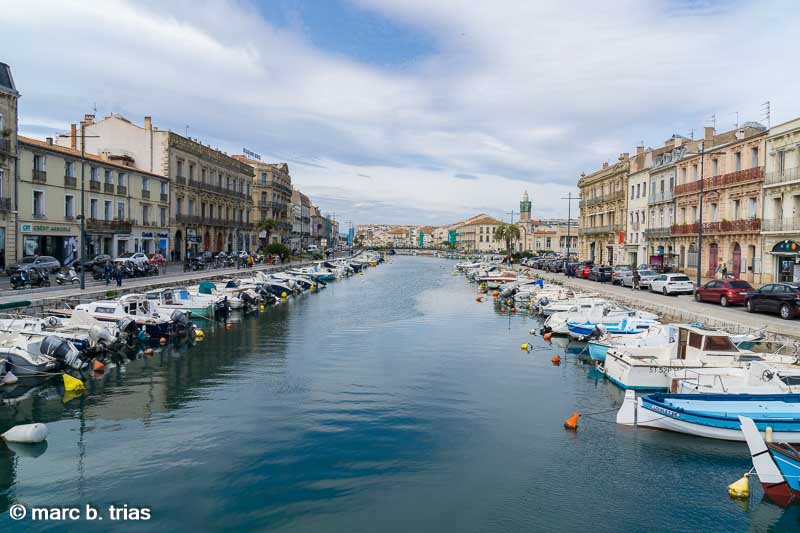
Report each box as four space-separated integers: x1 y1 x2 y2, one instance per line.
721 262 728 279
104 259 113 286
632 268 640 290
600 265 608 284
114 263 123 287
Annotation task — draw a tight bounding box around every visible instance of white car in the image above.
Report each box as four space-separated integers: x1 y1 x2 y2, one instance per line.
649 273 695 296
114 252 150 266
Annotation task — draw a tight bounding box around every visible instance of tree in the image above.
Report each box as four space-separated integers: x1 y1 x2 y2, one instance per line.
267 242 291 261
257 219 278 249
495 223 521 258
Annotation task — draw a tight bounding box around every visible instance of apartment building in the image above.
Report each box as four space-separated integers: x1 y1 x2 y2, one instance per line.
577 154 629 265
0 62 18 269
18 136 169 263
235 157 293 245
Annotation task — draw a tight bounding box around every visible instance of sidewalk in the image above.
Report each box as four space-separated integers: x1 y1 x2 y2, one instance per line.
524 268 800 340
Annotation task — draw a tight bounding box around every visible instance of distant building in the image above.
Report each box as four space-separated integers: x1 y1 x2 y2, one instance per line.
234 156 293 245
0 62 18 269
578 153 630 265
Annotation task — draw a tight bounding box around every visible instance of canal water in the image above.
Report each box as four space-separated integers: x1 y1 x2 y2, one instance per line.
1 256 798 532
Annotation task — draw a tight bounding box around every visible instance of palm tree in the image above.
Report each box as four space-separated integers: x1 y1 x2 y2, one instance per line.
495 223 521 259
257 219 277 249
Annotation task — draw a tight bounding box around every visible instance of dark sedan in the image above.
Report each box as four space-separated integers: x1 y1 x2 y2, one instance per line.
588 266 612 282
744 283 800 319
6 255 61 275
75 253 112 272
694 279 753 307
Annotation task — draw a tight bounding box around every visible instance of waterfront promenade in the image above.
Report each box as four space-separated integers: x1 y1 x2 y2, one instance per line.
525 267 800 340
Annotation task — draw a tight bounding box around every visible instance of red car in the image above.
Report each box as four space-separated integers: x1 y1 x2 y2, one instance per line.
148 253 166 266
693 279 753 307
578 265 592 278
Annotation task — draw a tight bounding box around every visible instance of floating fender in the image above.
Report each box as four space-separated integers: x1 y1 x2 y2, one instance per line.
552 355 561 365
63 373 85 393
564 412 580 430
2 370 18 385
2 423 49 444
159 337 167 345
728 473 749 499
543 332 553 341
92 359 105 372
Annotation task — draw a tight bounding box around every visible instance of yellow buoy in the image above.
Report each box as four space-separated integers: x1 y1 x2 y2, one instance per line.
281 292 287 299
194 329 205 340
520 343 529 351
63 373 84 393
728 473 750 499
311 284 316 291
766 426 773 443
259 304 265 312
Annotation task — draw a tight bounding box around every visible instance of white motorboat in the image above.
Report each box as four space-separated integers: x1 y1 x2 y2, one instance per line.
541 301 658 336
538 297 607 317
602 325 798 390
73 294 190 337
0 332 86 375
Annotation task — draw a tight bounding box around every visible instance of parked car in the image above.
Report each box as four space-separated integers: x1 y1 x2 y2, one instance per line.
744 283 800 319
6 255 61 276
76 253 112 272
649 273 694 295
610 265 632 285
619 269 658 289
588 266 612 282
115 252 150 266
578 262 594 279
694 279 753 307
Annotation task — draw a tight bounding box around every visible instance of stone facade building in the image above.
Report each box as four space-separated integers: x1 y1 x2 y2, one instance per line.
55 114 255 259
761 117 800 283
0 62 18 269
671 125 766 282
577 154 629 265
234 157 293 246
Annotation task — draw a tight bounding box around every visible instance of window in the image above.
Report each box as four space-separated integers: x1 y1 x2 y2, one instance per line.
630 185 635 199
65 161 75 177
201 167 206 184
733 199 741 220
176 198 182 216
0 112 3 131
711 159 718 176
692 206 698 222
33 191 45 217
64 195 74 218
779 151 787 173
692 164 698 180
774 197 783 219
90 198 98 219
642 182 646 197
117 201 125 220
118 173 126 187
262 173 267 186
90 167 99 182
636 183 640 198
188 199 195 216
142 205 150 224
104 169 113 184
749 197 757 218
161 207 167 227
177 160 184 178
681 167 687 183
218 173 223 188
734 152 741 171
680 207 686 224
142 177 150 191
104 200 112 221
160 182 168 195
688 332 703 349
751 147 759 167
189 163 195 180
33 154 46 171
704 336 737 352
201 202 206 219
710 203 718 222
261 192 267 205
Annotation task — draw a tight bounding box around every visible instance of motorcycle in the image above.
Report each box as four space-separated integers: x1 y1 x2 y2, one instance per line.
55 267 80 285
10 267 51 289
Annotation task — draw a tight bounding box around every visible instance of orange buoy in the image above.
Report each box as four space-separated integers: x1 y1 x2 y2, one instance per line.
543 331 553 341
476 296 483 303
159 337 167 345
144 348 154 356
510 307 516 313
564 412 580 430
226 323 233 330
92 359 105 372
552 355 561 365
492 290 499 298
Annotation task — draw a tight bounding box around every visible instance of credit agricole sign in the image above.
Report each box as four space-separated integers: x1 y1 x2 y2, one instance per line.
20 223 73 233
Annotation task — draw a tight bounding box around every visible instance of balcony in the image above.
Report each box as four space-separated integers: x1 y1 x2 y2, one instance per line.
762 218 800 232
64 175 77 188
579 190 625 208
176 176 186 186
33 213 46 220
86 218 134 233
89 180 100 191
142 189 151 199
183 179 251 201
0 198 11 212
117 185 127 196
671 218 761 235
0 138 12 154
765 167 800 187
648 190 674 204
578 224 623 236
104 183 114 193
174 214 202 226
160 193 168 203
644 226 672 239
674 167 764 196
32 169 46 183
272 182 293 195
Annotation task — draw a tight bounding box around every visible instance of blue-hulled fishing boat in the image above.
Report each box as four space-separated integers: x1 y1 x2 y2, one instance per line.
740 415 800 506
616 390 800 442
567 317 659 340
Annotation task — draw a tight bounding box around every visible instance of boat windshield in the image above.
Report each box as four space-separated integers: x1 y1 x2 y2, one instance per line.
703 335 738 352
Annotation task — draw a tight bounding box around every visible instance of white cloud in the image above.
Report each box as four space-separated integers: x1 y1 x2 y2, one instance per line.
3 0 800 225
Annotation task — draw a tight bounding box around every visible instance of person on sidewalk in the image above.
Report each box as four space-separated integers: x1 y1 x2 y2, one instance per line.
114 262 123 287
632 268 640 290
600 265 608 284
104 259 113 286
721 263 728 279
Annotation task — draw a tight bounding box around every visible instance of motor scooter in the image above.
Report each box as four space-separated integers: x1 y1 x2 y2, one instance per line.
55 267 80 285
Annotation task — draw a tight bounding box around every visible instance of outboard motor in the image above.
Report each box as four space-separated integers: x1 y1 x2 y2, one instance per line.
41 335 87 370
170 310 188 330
88 324 116 347
590 324 608 340
241 291 256 306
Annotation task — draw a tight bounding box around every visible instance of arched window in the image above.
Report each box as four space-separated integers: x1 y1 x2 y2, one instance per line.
687 242 698 268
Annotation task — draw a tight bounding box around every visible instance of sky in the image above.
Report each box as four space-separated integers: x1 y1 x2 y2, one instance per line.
4 0 800 227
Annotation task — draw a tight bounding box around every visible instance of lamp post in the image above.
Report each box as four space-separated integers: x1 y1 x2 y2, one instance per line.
696 141 705 288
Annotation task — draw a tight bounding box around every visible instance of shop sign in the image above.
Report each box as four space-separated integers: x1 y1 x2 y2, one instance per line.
142 232 154 238
20 223 73 234
157 232 169 238
772 240 800 254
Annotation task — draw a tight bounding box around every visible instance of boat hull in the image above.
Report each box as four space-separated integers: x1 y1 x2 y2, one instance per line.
587 341 609 362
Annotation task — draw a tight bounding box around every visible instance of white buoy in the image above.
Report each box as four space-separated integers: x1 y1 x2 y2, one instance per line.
2 423 49 444
2 371 18 385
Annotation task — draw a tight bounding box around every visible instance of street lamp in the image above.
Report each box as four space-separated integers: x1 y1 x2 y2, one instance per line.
696 141 706 288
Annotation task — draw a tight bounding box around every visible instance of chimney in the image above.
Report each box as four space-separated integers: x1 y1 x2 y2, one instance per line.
674 137 683 148
70 124 77 149
704 126 715 143
144 116 152 130
636 146 644 155
83 113 95 125
46 137 53 145
602 162 609 169
620 152 629 161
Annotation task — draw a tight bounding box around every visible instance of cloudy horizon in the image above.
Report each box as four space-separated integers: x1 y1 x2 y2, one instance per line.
4 0 799 227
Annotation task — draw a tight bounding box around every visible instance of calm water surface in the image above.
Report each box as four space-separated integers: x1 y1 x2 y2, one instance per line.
1 256 798 532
